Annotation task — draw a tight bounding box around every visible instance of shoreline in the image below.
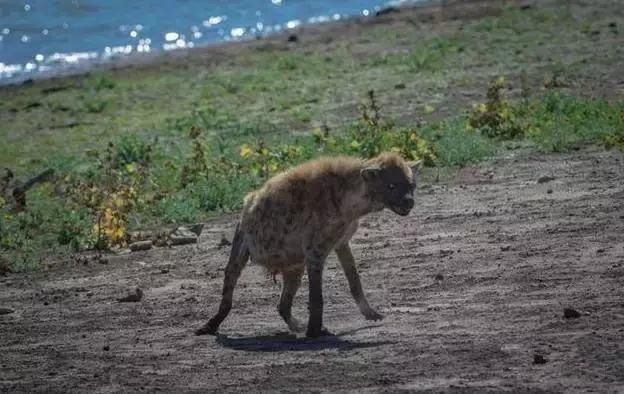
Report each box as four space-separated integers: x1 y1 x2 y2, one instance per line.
2 0 621 174
0 0 507 89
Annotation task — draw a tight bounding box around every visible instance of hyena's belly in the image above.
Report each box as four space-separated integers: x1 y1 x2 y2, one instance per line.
246 229 305 273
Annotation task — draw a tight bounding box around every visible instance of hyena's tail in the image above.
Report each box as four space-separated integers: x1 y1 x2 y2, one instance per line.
195 222 249 336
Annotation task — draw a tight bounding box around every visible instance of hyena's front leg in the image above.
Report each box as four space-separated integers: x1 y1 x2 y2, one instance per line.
278 267 305 332
335 243 383 321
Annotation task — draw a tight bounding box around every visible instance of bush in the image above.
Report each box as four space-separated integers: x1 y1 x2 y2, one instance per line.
468 76 524 139
335 90 436 164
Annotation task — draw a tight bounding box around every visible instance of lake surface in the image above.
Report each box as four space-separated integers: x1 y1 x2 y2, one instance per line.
0 0 420 84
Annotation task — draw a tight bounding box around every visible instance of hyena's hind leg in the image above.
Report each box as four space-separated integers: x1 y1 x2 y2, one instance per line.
195 225 249 336
278 266 305 332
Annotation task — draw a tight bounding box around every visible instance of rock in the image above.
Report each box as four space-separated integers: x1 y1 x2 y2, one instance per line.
186 223 204 236
547 189 553 194
117 288 143 303
128 230 154 242
129 240 153 252
533 354 547 364
217 235 232 248
169 227 199 245
563 307 581 319
537 175 555 184
434 273 444 281
0 307 14 315
102 345 110 351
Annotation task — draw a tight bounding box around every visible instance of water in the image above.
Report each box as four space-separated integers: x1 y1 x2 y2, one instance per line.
0 0 418 84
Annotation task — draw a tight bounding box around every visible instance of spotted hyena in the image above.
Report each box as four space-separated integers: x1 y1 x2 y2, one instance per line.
196 152 421 338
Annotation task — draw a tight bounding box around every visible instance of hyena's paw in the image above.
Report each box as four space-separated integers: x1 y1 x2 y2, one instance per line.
363 309 384 321
305 325 334 338
194 320 219 336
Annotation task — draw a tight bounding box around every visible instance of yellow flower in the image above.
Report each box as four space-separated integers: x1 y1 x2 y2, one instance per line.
125 163 137 173
423 104 435 114
112 226 125 242
239 143 253 158
350 140 361 148
475 103 487 113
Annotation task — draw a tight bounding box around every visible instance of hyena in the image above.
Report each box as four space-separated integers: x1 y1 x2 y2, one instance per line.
196 152 421 338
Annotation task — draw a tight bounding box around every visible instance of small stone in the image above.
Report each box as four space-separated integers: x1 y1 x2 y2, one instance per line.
547 189 553 194
217 235 232 248
434 273 444 281
537 175 555 184
102 345 110 351
117 288 143 303
563 307 581 319
186 224 204 236
129 240 153 252
533 354 547 364
0 307 14 315
169 227 198 246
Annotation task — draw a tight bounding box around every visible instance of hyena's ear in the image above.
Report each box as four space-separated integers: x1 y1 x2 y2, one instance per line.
360 165 381 182
407 160 423 178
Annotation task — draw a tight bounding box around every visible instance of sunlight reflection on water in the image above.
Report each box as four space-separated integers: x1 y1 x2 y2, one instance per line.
0 0 421 83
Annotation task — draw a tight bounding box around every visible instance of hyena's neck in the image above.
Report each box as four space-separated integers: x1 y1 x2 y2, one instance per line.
341 179 382 221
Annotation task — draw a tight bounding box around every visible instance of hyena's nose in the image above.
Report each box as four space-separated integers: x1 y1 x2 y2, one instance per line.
403 196 414 210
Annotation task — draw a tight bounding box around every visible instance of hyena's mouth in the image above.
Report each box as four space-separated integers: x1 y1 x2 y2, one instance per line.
390 205 412 216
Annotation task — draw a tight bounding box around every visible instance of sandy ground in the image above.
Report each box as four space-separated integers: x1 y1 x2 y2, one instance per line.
1 147 623 393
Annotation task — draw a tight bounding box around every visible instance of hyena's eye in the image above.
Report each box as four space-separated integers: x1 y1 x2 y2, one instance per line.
387 183 395 190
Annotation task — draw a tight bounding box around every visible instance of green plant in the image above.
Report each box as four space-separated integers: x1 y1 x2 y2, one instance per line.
65 141 149 250
468 76 524 139
337 90 436 164
112 134 154 169
239 140 305 180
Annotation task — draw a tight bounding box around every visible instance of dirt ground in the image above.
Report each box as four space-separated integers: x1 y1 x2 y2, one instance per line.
1 147 623 392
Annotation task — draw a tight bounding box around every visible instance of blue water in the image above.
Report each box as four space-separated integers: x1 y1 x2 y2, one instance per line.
0 0 418 84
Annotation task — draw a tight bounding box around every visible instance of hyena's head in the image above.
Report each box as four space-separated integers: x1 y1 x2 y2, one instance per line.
361 152 422 216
